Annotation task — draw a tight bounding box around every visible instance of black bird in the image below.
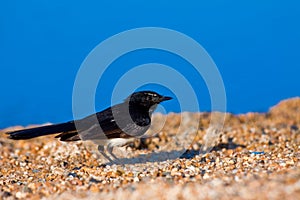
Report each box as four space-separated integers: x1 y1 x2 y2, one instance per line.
7 91 172 162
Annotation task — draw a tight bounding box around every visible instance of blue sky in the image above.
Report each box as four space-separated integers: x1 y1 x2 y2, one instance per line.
1 1 299 128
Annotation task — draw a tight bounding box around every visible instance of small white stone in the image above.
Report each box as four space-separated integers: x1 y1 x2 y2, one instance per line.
133 177 139 182
16 191 26 199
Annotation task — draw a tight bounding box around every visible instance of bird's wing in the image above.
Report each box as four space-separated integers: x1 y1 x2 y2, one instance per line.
73 104 150 141
76 104 132 141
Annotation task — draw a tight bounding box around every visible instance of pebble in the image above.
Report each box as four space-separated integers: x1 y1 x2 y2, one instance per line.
0 98 299 199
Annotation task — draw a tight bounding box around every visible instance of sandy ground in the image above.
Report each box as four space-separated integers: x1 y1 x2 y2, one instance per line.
0 97 299 200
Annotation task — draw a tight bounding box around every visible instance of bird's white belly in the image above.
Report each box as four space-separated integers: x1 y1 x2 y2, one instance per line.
93 138 134 147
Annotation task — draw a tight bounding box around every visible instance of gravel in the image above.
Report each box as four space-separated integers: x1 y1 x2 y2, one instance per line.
0 97 299 200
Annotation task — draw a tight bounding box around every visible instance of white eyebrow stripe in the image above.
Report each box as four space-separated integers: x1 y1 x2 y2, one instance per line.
146 93 157 97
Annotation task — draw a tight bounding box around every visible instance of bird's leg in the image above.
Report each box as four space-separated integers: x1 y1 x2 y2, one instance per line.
97 145 114 164
107 144 120 163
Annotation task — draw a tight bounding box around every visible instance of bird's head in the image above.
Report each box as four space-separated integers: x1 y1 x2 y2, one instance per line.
125 91 172 109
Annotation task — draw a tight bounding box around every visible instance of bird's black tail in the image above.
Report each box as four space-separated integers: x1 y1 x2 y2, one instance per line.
7 121 76 140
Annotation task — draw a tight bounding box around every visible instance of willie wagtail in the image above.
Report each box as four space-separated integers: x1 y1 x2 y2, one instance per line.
7 91 172 163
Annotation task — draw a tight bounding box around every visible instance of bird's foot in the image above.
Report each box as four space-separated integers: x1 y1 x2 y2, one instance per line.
98 145 120 165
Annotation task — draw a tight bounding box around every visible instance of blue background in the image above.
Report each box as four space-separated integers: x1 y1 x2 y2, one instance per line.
1 1 299 128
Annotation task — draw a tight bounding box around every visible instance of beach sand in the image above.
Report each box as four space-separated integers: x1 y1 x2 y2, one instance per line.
0 98 299 199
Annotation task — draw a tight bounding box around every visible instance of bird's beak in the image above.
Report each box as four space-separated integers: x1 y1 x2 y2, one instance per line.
161 96 173 102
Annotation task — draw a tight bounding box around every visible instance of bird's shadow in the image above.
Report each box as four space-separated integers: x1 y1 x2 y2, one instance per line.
103 140 246 166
